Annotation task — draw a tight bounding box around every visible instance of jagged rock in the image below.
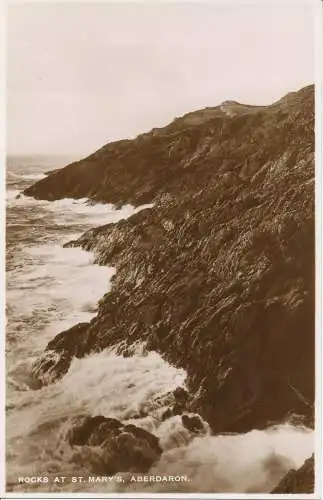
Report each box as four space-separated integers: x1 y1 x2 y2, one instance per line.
272 454 314 493
30 322 90 387
68 416 122 446
173 386 189 403
68 416 162 474
181 414 205 433
160 387 189 421
30 350 73 388
27 85 314 435
161 408 173 421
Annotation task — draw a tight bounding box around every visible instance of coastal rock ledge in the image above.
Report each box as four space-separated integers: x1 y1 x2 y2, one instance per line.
26 85 315 492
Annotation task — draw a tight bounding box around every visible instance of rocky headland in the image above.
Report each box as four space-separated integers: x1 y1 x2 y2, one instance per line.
25 84 315 492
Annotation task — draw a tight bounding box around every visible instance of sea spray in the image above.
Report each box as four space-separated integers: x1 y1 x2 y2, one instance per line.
6 158 156 492
146 424 313 493
6 158 314 494
7 346 313 494
6 348 187 490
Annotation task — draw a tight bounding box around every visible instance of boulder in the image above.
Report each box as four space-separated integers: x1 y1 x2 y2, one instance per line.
68 416 162 474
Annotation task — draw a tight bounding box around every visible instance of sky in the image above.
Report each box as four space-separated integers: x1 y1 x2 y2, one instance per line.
7 1 316 156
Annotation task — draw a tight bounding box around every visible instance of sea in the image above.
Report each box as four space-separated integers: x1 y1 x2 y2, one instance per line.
5 155 314 494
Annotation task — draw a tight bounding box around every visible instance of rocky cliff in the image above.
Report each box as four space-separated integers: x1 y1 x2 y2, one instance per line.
272 454 315 493
27 85 315 490
24 85 314 208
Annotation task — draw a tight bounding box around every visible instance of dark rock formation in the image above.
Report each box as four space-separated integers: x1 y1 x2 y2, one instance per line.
67 416 162 474
28 85 315 437
23 85 313 208
160 387 189 421
181 414 205 433
30 322 90 387
272 454 314 493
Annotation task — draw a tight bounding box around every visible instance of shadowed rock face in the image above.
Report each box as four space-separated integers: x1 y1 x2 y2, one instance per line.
28 85 314 437
24 85 313 207
67 416 162 474
272 454 314 493
30 323 90 387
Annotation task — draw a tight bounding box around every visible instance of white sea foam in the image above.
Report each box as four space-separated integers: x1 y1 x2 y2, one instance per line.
6 346 313 494
6 189 21 201
7 197 153 344
8 193 153 230
145 424 313 493
46 200 153 227
61 349 186 422
20 173 47 181
7 244 114 351
6 193 154 403
6 349 187 489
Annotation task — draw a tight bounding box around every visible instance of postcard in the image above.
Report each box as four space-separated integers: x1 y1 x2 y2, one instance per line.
1 0 322 498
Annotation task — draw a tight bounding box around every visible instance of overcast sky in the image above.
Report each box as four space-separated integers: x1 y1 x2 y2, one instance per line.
7 1 315 156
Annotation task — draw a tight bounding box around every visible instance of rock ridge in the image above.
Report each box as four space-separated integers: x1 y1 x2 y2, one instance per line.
27 85 315 459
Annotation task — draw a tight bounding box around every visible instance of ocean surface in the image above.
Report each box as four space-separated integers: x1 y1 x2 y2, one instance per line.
5 155 314 494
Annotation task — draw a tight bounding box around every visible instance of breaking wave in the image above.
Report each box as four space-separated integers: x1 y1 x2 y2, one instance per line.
6 157 314 494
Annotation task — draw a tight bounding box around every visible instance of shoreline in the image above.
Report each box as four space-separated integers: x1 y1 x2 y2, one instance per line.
7 84 316 492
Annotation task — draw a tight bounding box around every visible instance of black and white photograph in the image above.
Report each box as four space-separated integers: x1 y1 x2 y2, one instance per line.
2 0 322 497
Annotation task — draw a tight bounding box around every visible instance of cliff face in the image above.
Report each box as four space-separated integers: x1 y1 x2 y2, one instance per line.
24 86 313 206
29 85 315 437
